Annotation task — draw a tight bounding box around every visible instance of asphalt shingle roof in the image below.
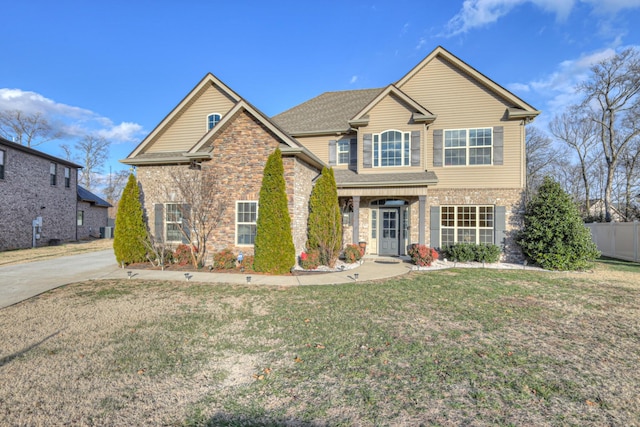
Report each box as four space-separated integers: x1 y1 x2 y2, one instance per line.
77 185 112 207
272 88 384 134
334 169 438 186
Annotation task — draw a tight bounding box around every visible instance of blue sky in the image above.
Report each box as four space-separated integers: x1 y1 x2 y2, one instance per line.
2 0 640 191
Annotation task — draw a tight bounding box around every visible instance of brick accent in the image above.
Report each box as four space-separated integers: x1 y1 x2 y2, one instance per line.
136 109 320 264
0 142 78 250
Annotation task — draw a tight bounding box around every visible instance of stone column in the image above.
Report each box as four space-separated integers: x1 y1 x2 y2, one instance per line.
419 195 426 245
352 196 360 244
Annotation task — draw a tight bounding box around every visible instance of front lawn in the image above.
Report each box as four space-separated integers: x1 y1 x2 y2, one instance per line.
1 262 638 426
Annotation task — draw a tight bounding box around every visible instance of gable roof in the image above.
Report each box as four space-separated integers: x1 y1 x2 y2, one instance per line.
348 84 436 127
77 185 112 207
0 137 83 169
127 73 242 158
188 99 325 169
272 88 384 135
396 46 540 119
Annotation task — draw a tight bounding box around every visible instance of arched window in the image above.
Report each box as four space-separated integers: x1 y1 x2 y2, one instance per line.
207 113 221 131
373 130 410 167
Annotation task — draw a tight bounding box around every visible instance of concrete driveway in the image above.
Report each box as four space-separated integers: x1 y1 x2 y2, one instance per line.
0 249 120 309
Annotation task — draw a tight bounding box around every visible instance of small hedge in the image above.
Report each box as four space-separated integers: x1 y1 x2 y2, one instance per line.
213 248 236 270
344 244 364 263
299 250 321 270
407 244 439 266
441 243 502 263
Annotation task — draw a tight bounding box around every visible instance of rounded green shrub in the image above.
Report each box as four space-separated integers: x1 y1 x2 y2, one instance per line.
517 176 600 270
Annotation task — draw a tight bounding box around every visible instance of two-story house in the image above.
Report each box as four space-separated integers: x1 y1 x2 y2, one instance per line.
0 137 81 250
123 46 538 262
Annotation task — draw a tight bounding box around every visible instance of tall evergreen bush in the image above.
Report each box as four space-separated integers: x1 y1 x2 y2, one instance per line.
517 176 600 270
113 173 148 266
307 167 342 267
253 148 296 274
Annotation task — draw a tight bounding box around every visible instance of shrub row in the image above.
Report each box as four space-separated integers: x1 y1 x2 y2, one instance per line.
441 243 502 263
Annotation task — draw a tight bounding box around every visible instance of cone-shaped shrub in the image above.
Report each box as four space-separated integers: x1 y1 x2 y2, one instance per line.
113 173 148 266
517 176 600 270
307 167 342 267
253 148 296 274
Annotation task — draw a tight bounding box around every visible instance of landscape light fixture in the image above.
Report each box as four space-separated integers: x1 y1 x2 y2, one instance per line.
185 273 191 281
246 276 252 284
354 273 359 281
127 271 132 279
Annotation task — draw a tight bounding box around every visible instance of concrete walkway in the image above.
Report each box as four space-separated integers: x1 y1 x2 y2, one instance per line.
0 249 413 309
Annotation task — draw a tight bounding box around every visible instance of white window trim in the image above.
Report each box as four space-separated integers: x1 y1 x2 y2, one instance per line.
441 205 495 245
50 162 57 186
444 127 493 167
236 200 258 246
0 149 5 180
372 129 411 168
337 139 350 165
207 113 222 131
165 203 184 243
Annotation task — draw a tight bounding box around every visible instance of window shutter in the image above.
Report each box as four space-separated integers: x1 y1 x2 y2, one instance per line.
493 126 503 165
328 140 337 166
433 129 443 167
181 204 191 244
430 206 440 248
349 138 357 169
363 134 372 168
154 204 164 243
494 206 506 249
411 130 421 167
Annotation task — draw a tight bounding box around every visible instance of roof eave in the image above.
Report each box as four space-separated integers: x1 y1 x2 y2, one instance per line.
507 108 541 121
337 179 439 188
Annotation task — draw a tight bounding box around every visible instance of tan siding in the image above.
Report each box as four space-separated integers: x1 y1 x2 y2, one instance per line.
145 83 236 153
294 134 334 165
358 94 424 173
399 56 525 189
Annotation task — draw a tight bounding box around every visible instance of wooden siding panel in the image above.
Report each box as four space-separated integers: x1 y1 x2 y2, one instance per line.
399 56 525 189
146 83 236 153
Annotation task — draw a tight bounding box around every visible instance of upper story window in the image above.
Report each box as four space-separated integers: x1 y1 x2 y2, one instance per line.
207 113 221 131
337 139 350 165
0 149 5 180
444 128 492 166
373 130 410 167
64 167 71 188
50 163 57 186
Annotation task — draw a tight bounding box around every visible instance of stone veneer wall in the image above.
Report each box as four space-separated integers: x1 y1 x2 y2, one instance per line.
0 144 77 250
427 188 525 262
136 109 319 263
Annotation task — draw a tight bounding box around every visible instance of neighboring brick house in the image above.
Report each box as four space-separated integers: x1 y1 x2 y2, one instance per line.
123 46 538 262
0 137 82 250
77 185 112 239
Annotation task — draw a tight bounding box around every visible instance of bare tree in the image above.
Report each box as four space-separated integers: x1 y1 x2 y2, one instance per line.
578 47 640 221
525 126 559 201
618 136 640 220
0 109 62 147
162 165 231 268
549 107 599 213
66 134 110 191
102 168 130 206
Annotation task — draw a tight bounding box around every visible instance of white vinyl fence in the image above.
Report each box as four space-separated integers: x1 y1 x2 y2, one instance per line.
585 221 640 262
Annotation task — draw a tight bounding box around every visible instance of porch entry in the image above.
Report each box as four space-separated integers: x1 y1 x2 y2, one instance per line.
379 208 399 255
372 199 410 256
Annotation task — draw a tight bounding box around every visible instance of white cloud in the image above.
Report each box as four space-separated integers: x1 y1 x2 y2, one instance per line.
350 75 358 84
583 0 640 14
516 47 618 128
442 0 640 36
0 88 144 143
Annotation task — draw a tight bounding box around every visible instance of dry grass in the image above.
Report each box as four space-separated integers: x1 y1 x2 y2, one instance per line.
0 261 639 426
0 239 113 266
